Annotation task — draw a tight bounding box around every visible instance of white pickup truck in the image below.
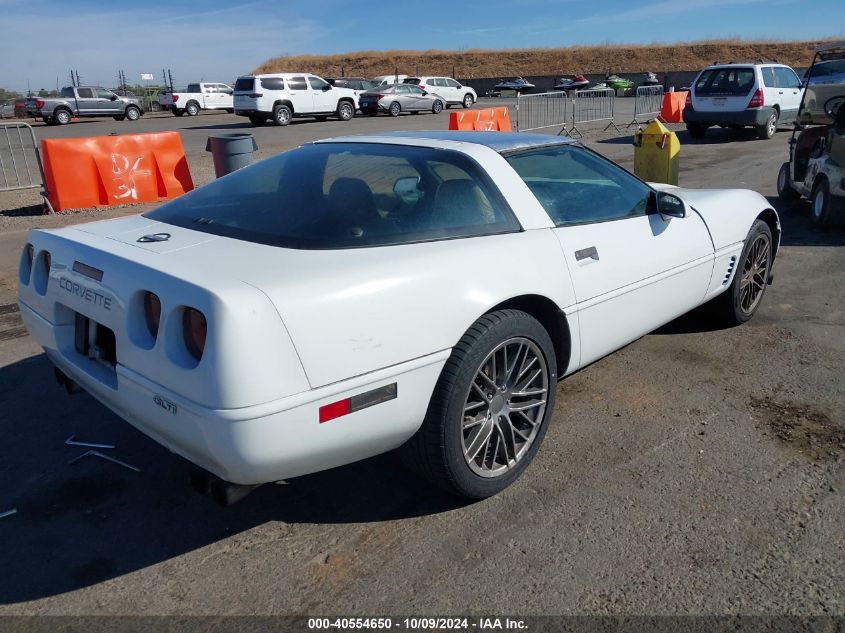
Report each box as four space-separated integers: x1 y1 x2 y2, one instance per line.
159 82 234 116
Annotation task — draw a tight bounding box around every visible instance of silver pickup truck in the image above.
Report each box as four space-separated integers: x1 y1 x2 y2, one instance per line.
26 86 144 125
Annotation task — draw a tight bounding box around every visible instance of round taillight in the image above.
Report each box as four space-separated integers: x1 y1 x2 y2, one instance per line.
182 308 207 361
143 292 161 338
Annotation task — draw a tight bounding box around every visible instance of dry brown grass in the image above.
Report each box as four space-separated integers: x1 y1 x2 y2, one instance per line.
253 38 834 78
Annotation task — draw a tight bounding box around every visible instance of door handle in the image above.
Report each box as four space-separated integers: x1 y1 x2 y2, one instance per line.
575 246 599 262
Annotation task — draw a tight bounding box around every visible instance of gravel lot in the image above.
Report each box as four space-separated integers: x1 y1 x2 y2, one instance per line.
0 100 842 618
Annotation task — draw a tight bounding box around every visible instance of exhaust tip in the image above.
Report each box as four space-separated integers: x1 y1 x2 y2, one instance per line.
210 480 259 507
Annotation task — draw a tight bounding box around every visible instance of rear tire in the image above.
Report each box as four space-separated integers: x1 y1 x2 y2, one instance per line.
777 162 799 201
112 115 125 121
186 102 200 116
687 123 707 139
710 219 773 325
226 108 234 114
756 109 778 140
337 101 354 121
399 309 557 499
389 101 401 117
172 109 184 117
273 104 292 126
432 100 443 114
54 109 71 125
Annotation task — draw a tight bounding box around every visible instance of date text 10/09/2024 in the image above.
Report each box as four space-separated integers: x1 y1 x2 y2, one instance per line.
307 618 528 630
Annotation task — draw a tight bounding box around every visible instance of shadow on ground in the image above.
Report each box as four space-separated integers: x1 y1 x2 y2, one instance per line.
0 353 464 604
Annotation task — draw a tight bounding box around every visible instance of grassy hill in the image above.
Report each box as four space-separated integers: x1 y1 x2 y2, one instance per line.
253 39 831 78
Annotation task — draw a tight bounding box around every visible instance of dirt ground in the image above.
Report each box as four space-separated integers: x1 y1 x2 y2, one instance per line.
0 105 842 619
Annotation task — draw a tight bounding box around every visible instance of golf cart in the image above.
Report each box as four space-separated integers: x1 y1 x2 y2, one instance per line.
777 41 845 227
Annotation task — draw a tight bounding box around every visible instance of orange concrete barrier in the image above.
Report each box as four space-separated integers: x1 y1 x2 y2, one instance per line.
42 131 194 212
660 91 688 124
449 107 512 132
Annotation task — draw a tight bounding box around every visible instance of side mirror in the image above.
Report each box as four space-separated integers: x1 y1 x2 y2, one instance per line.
110 95 118 101
656 191 686 219
421 90 427 96
322 84 332 91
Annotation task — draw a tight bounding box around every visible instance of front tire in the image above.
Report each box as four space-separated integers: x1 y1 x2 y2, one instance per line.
756 109 778 140
273 104 292 126
125 106 141 121
711 219 773 325
811 179 842 228
777 162 799 201
463 93 474 108
399 310 557 499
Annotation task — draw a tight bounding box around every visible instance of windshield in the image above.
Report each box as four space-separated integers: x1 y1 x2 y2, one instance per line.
145 143 519 249
695 67 755 96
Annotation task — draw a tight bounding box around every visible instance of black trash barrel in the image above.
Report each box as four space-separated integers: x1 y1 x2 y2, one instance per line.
205 134 258 178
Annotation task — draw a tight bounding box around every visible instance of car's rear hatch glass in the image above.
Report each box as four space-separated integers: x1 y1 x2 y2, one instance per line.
144 142 519 249
695 67 755 96
234 77 255 92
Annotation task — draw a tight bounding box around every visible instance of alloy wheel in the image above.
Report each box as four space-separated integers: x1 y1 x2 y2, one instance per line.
738 233 771 315
461 337 549 478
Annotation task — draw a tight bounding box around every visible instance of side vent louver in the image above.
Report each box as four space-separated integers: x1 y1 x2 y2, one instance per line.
723 256 737 285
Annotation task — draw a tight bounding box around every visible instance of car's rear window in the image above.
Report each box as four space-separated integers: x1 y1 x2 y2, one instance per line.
403 78 421 84
187 84 201 93
145 143 519 249
695 67 755 96
234 77 255 91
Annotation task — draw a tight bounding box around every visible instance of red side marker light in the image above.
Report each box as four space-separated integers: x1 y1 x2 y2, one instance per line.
319 383 398 424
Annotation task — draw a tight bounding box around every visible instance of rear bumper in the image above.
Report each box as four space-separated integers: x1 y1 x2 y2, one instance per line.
20 300 446 485
683 106 774 127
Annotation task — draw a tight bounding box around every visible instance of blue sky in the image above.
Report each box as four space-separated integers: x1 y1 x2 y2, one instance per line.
0 0 840 92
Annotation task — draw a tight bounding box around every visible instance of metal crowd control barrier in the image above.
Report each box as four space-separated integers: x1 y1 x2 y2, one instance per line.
0 122 52 212
627 85 664 128
568 88 619 138
515 91 569 134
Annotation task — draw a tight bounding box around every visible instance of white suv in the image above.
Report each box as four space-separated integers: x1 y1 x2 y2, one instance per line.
402 76 476 109
683 63 804 139
233 73 358 126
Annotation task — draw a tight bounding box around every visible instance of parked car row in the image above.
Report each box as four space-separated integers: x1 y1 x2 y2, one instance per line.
232 72 476 126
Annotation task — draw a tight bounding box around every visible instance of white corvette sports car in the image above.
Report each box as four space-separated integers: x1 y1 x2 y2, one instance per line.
18 131 780 501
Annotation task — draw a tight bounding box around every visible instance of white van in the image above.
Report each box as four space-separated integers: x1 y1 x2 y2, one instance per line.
233 73 358 126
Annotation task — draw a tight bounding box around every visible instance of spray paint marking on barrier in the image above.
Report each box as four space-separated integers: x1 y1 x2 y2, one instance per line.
111 153 151 201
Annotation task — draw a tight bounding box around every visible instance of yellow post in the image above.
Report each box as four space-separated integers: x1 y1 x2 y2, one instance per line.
633 119 680 185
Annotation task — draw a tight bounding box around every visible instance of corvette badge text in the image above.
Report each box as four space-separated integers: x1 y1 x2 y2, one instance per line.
59 278 112 310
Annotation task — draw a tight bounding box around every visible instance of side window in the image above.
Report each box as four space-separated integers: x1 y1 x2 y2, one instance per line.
775 67 801 89
288 76 308 91
433 78 447 87
761 67 777 88
505 145 652 226
396 85 412 94
205 85 217 93
446 78 461 88
60 87 75 97
408 86 424 95
260 77 285 91
219 84 233 94
96 88 114 99
308 76 329 90
76 88 95 98
187 84 201 93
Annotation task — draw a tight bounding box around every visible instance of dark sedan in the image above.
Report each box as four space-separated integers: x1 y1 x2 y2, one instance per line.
358 84 445 117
